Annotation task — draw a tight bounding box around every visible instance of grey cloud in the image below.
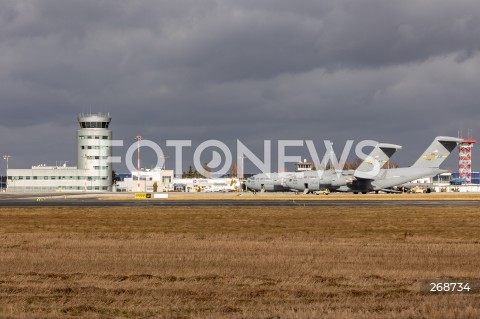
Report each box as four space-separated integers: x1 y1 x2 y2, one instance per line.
1 0 480 171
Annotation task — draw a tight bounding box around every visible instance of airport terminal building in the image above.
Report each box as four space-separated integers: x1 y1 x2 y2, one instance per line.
7 114 113 192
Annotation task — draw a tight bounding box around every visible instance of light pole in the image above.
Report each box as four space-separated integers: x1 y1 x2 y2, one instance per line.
3 154 12 192
135 136 142 192
159 155 169 170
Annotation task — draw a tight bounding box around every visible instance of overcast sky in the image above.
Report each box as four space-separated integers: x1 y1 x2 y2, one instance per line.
1 0 480 173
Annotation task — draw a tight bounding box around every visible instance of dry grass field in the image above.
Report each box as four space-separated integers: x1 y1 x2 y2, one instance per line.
0 206 479 318
103 191 480 201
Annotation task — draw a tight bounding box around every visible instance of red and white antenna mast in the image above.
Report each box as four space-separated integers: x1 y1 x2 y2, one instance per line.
458 129 476 184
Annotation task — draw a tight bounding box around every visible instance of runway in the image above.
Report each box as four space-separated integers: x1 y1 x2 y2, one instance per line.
0 196 479 207
1 192 480 207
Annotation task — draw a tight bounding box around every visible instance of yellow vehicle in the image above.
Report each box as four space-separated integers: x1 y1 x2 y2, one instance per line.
317 189 330 195
409 186 425 194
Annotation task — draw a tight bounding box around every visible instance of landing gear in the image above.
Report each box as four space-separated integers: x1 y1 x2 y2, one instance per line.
362 192 367 194
353 192 358 194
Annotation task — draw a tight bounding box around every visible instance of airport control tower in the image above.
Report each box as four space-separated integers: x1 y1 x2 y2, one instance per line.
77 113 113 191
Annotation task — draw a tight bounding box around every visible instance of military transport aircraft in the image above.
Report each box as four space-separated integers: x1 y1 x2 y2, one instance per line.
246 136 462 194
245 141 402 193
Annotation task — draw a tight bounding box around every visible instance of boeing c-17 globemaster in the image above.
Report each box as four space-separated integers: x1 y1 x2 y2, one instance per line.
245 136 462 194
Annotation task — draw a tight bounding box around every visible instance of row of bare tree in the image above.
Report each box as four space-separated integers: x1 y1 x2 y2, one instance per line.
182 160 399 178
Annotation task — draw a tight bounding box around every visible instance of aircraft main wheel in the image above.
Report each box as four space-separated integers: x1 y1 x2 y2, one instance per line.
362 192 367 194
353 192 358 194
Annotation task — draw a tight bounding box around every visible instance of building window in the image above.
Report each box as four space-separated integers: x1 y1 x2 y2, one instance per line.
102 136 108 139
162 176 172 183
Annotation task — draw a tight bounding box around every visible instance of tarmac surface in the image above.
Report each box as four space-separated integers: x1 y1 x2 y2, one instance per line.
0 192 479 207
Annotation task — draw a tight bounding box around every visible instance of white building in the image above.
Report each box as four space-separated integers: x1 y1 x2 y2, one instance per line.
173 178 239 192
295 159 314 172
116 168 174 192
7 113 113 192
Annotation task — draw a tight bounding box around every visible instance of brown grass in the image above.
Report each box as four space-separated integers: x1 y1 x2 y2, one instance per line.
102 192 480 201
0 206 479 318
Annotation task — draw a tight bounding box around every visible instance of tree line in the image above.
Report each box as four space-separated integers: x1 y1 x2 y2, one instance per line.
181 160 399 179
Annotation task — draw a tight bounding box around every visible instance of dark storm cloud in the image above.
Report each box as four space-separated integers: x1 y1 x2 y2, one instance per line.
1 0 480 170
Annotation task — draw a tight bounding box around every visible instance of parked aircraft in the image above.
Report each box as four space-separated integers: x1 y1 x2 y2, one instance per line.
245 141 401 193
246 136 462 194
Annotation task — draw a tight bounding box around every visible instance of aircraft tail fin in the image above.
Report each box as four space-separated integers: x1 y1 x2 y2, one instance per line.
411 136 463 168
354 143 402 179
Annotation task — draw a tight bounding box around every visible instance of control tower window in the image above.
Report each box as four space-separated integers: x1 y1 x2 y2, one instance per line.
80 122 110 128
